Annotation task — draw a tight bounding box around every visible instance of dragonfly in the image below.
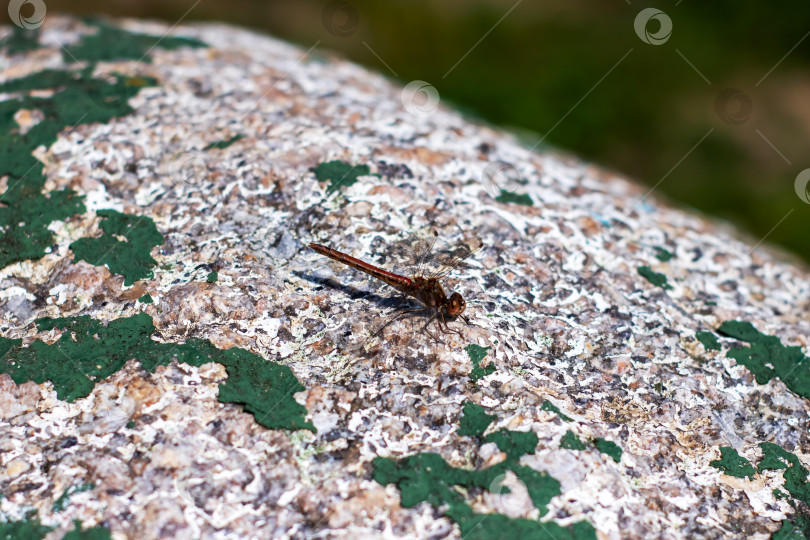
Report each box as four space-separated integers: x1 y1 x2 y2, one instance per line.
309 232 481 339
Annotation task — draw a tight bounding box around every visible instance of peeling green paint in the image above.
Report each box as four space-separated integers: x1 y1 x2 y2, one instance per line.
592 438 622 463
636 266 672 290
0 313 314 432
53 483 95 512
540 400 572 422
458 401 495 437
1 26 42 54
560 430 586 451
313 160 379 195
495 189 533 206
467 344 495 381
70 210 163 286
484 428 538 459
62 520 112 540
1 19 207 274
710 447 755 479
138 294 153 304
206 271 218 283
696 331 721 351
373 411 595 540
758 443 810 505
372 452 577 539
716 321 810 400
205 134 244 150
0 514 52 539
774 519 809 540
0 67 156 270
653 246 674 262
63 18 207 63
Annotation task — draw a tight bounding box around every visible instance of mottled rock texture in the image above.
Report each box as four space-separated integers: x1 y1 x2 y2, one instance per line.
1 15 809 540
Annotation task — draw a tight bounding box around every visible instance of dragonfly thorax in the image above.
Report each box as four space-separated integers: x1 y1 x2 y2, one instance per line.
408 277 465 317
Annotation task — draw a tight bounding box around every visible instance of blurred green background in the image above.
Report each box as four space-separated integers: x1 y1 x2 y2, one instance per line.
39 0 810 264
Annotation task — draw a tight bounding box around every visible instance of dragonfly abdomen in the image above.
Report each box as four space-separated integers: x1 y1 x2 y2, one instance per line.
310 243 413 289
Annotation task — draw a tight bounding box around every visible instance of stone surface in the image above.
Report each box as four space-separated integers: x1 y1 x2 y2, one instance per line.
1 15 809 540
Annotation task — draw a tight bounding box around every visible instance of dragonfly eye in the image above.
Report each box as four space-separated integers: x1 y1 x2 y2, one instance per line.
446 292 466 317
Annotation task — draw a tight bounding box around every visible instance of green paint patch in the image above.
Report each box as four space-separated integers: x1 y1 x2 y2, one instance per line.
560 431 622 462
206 271 218 283
373 404 596 539
716 321 810 400
62 520 112 540
0 514 52 539
637 266 672 290
0 313 313 432
774 519 809 540
758 443 810 505
63 18 207 63
458 401 495 437
1 20 204 273
313 160 379 195
70 210 163 286
592 438 622 463
495 189 533 206
560 430 586 451
485 428 538 459
696 331 721 351
1 26 42 54
540 400 572 422
53 483 95 512
466 344 495 382
0 67 157 271
654 246 674 262
453 514 597 540
710 447 755 479
205 134 244 150
138 293 153 304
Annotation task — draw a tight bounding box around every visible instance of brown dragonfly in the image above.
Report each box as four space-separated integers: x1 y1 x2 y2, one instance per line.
309 233 481 339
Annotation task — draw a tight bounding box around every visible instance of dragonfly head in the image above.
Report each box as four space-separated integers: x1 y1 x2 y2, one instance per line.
445 292 466 317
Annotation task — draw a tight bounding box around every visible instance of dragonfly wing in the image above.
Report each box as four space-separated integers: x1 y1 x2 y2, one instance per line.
429 239 483 279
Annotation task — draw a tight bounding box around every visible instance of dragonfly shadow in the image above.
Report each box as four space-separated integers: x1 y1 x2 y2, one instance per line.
292 269 410 312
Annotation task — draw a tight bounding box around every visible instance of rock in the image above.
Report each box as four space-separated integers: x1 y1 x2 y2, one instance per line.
1 14 809 540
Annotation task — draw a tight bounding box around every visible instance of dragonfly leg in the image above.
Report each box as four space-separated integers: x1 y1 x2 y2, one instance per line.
422 310 445 343
374 308 425 337
439 311 464 339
